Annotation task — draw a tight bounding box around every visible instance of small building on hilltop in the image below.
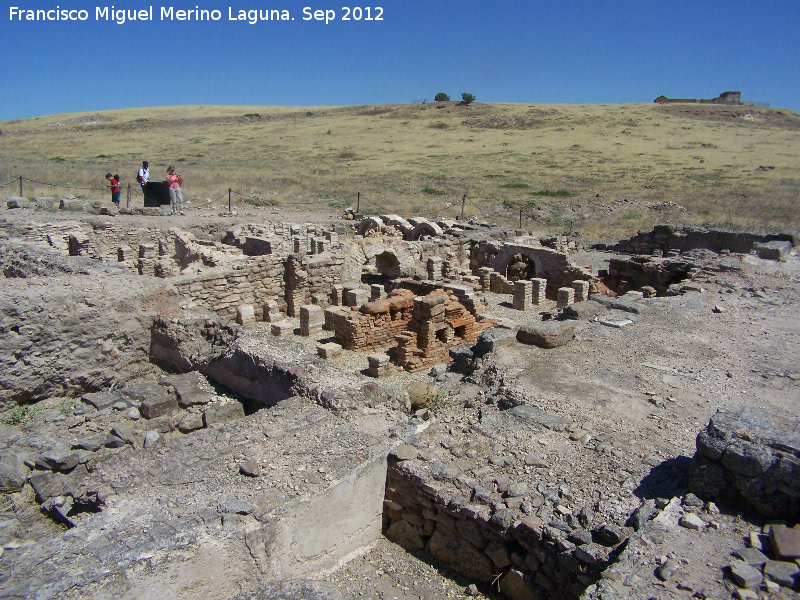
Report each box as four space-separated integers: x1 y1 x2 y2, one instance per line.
654 91 742 105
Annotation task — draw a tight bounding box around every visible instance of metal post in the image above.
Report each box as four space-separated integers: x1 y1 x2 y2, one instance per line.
19 175 23 197
460 193 466 220
228 188 232 213
126 183 131 208
356 192 360 213
519 207 523 229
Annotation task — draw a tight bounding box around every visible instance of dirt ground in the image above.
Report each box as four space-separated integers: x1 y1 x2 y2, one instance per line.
1 204 799 600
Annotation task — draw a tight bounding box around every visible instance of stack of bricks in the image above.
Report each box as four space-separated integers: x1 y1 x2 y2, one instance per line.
478 267 493 291
300 305 324 336
241 237 275 256
117 245 136 270
513 280 533 311
489 271 514 294
317 342 342 359
557 287 575 308
292 237 303 254
261 300 281 322
427 257 444 281
393 290 496 372
367 353 391 377
138 243 157 275
531 278 547 305
571 280 590 302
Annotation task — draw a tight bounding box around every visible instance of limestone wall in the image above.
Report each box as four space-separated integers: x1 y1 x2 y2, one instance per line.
285 251 346 317
171 255 285 320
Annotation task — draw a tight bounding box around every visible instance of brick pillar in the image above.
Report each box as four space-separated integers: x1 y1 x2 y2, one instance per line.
571 280 590 303
427 257 444 281
557 287 575 308
370 284 383 301
300 305 324 336
513 280 533 311
332 284 344 306
531 278 547 305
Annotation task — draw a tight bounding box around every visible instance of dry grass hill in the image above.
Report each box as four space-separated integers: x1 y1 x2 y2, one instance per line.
1 101 799 239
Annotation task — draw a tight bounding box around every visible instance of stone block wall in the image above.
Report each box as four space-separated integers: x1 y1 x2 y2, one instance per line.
172 255 285 320
385 456 607 598
285 251 346 317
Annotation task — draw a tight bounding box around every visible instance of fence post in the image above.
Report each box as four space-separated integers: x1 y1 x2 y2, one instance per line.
19 175 23 198
126 183 131 208
229 188 232 213
519 207 523 229
356 192 360 213
460 193 466 220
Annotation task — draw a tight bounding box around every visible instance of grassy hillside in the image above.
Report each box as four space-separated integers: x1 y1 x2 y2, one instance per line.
1 102 799 239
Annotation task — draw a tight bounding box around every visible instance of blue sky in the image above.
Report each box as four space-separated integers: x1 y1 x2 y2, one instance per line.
1 0 798 119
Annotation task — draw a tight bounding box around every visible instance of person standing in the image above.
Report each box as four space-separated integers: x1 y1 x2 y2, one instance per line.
166 165 184 215
137 161 149 189
106 172 121 209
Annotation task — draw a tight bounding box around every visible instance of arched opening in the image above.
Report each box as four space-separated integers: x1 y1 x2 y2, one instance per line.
506 253 536 281
362 251 401 285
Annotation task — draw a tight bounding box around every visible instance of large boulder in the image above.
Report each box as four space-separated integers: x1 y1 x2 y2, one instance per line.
516 320 578 349
689 406 800 519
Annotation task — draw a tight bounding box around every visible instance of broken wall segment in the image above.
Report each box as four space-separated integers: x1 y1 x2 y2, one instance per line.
385 455 608 598
689 405 800 519
171 255 285 320
601 224 795 258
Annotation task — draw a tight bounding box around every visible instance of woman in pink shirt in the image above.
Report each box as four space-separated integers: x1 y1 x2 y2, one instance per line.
166 166 184 215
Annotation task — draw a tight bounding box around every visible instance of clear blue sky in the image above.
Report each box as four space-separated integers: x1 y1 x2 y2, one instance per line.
1 0 798 120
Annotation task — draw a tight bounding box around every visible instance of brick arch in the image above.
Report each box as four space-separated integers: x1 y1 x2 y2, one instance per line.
410 220 444 241
341 237 418 284
356 216 384 237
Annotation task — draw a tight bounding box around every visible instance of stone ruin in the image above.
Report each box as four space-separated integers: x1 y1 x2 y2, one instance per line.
1 203 799 600
653 91 743 105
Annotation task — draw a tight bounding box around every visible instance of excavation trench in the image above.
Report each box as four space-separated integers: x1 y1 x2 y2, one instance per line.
147 316 610 598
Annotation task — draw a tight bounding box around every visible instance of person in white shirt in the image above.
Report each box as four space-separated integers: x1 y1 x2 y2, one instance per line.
137 161 150 189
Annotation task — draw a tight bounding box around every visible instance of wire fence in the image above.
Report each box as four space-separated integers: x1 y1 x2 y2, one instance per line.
4 173 576 231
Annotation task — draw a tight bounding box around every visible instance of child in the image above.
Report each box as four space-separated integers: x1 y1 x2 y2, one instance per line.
106 173 121 209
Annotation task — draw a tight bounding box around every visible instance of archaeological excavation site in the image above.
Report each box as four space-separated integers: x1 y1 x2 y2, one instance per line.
1 201 799 600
